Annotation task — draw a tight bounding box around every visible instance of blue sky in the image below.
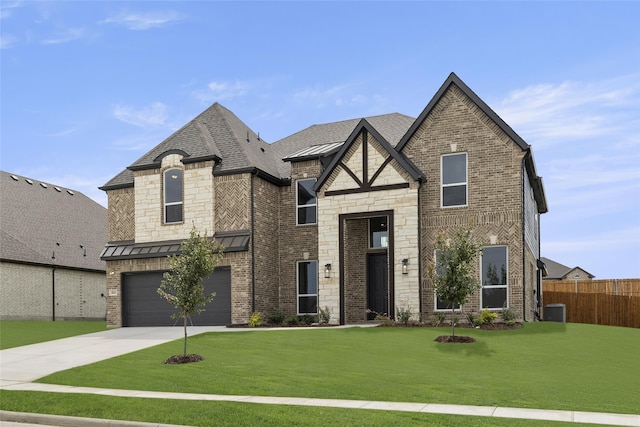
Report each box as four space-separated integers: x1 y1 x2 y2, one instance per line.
1 1 639 279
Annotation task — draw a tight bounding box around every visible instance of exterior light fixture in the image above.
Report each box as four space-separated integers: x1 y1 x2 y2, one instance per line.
402 259 409 275
324 263 332 278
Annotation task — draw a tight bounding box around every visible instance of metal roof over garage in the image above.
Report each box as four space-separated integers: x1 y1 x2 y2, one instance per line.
100 230 250 261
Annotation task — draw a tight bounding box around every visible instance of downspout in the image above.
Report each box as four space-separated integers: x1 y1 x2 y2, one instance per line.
52 266 56 321
417 181 423 321
250 170 257 313
521 155 527 322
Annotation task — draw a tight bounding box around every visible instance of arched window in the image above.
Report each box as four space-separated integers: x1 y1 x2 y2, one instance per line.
164 168 183 223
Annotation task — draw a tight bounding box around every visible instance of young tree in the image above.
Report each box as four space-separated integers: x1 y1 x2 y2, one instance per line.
430 228 482 337
158 227 223 358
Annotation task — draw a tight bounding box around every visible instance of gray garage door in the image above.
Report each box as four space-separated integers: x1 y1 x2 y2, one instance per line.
122 268 231 326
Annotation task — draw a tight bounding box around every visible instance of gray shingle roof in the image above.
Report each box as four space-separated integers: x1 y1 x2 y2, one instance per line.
540 257 595 280
271 113 415 177
1 171 107 271
101 103 282 189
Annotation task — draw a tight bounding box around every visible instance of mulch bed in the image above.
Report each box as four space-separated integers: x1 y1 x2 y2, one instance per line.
434 335 476 343
163 354 204 364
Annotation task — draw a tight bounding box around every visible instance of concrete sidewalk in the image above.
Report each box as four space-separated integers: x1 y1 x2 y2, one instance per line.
1 326 639 426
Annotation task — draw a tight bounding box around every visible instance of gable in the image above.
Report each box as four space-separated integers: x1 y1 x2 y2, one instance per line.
315 120 422 196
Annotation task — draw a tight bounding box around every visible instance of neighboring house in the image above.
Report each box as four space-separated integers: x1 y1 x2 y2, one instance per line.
540 257 595 281
100 73 548 327
0 171 107 320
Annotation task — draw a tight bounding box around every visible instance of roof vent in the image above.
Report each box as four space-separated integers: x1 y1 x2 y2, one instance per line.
40 182 48 188
66 190 75 196
54 187 62 192
10 175 18 181
25 179 33 185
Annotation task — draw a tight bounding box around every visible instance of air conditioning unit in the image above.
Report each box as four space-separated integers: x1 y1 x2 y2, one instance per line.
544 304 566 322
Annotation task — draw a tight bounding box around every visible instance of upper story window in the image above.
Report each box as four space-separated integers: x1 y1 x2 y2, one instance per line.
441 153 467 207
164 168 183 224
481 246 508 309
296 178 317 225
369 216 388 249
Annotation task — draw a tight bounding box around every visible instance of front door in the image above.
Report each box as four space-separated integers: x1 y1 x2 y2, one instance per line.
367 253 388 320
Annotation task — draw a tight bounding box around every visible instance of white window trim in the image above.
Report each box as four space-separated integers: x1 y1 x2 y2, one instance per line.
480 245 509 310
433 250 462 312
163 168 183 224
297 260 318 315
296 178 317 226
440 152 468 208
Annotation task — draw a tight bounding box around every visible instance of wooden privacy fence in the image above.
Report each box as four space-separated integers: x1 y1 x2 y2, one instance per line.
543 279 640 328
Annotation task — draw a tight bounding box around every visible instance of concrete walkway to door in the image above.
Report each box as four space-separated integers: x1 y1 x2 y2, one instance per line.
1 326 639 427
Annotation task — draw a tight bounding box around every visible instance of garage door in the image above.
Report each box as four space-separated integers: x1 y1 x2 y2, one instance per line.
122 268 231 326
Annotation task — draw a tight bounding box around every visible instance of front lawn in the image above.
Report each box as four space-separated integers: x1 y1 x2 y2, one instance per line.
35 323 640 415
0 391 599 427
0 320 108 350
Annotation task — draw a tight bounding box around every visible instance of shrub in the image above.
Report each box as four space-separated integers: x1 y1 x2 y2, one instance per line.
466 312 477 327
502 304 517 325
318 306 331 325
267 308 285 325
285 316 300 326
478 308 498 325
396 305 413 326
299 314 317 325
248 311 263 328
432 312 447 327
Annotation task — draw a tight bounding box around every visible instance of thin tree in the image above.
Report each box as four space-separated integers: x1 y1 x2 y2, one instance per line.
430 228 482 337
158 227 223 357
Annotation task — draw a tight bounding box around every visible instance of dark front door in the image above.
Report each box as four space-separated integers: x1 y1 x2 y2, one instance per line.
367 253 388 320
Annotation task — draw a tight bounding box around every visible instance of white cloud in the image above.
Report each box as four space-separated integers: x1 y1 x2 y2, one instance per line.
0 1 22 20
100 11 184 30
0 34 18 48
113 102 168 128
191 80 250 103
494 75 640 149
41 27 85 45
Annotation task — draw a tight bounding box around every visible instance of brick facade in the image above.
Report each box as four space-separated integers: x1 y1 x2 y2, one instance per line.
102 74 545 327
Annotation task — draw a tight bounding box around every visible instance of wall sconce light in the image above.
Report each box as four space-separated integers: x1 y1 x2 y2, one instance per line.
324 263 332 279
402 259 409 275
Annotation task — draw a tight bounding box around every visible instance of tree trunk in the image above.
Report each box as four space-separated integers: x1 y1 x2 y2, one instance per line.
183 314 188 356
451 307 455 336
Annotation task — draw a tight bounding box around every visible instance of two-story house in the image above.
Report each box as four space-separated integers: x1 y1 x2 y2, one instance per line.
100 73 548 327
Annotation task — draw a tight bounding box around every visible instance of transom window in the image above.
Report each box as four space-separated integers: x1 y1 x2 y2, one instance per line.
296 179 317 225
481 246 508 309
369 217 388 249
297 261 318 314
164 168 183 224
441 153 467 207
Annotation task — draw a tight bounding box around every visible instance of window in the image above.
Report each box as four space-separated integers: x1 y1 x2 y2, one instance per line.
164 168 183 223
369 217 388 248
296 179 317 225
433 250 461 311
297 261 318 314
441 153 467 207
481 246 508 309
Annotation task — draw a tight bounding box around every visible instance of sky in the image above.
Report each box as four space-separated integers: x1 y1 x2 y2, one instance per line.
1 1 639 279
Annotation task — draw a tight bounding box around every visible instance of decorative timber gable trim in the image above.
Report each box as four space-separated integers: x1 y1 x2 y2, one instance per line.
314 119 423 196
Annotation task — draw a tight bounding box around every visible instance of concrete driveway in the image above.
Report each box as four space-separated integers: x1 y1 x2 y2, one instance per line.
0 326 226 385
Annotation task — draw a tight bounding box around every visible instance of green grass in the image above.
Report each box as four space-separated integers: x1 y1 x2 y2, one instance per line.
35 323 640 415
0 391 600 427
0 320 108 349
